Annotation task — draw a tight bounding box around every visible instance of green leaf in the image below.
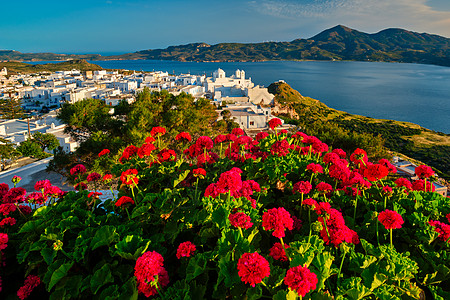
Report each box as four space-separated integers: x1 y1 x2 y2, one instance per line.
118 277 138 300
90 226 119 250
98 285 120 300
41 248 57 265
246 285 262 300
312 251 335 291
273 290 288 300
186 255 207 282
49 262 74 291
114 235 150 260
19 219 44 234
131 204 152 219
91 263 114 294
174 170 190 188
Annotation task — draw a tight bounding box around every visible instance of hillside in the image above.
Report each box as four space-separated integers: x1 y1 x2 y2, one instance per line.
107 25 450 66
0 50 101 61
1 25 449 67
268 81 450 179
0 59 103 74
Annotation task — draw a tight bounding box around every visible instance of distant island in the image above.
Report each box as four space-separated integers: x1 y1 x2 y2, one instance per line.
1 25 449 67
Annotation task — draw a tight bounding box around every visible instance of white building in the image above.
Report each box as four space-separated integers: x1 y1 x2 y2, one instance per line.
0 67 7 76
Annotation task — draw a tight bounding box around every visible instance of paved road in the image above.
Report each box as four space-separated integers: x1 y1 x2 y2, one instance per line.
0 157 74 192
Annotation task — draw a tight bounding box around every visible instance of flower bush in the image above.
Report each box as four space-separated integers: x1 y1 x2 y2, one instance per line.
0 127 449 299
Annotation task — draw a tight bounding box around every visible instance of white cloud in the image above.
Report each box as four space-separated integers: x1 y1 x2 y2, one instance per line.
248 0 450 37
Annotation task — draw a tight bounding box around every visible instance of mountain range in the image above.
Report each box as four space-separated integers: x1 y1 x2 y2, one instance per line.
1 25 449 67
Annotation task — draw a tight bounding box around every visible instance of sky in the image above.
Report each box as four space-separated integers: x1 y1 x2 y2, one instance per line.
1 0 449 54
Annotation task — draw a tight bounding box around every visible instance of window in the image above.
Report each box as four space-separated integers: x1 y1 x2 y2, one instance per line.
250 121 254 126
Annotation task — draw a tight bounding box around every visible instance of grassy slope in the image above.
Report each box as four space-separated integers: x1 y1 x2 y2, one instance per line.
0 60 103 74
268 82 450 179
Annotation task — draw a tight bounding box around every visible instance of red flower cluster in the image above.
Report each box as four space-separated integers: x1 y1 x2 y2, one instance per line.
378 210 404 230
428 220 450 243
150 126 166 137
316 182 333 194
0 233 8 250
229 212 253 229
395 178 412 190
34 180 51 191
176 241 196 259
447 213 450 224
17 275 41 300
25 192 46 205
98 149 110 157
119 145 139 163
204 168 260 208
74 182 88 190
270 139 290 157
378 159 397 174
134 251 169 297
363 163 389 181
0 204 16 216
88 192 102 199
306 163 323 174
186 136 214 158
237 252 270 287
231 127 244 136
292 181 312 195
262 207 294 238
268 118 282 130
158 148 177 163
332 148 347 158
69 164 86 176
175 131 192 142
315 202 359 247
350 148 368 166
412 179 435 192
255 132 269 141
269 242 290 262
102 174 113 182
3 187 26 204
415 165 434 179
284 265 318 297
0 217 16 227
115 196 134 207
138 142 157 158
323 152 340 164
87 172 101 182
120 169 139 186
193 168 206 178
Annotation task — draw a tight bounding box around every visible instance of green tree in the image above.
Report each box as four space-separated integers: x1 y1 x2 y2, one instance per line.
0 97 24 119
0 138 19 170
57 98 123 142
32 132 59 152
17 139 49 159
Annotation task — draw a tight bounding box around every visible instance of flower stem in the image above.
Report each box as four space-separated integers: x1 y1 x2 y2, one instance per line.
390 228 393 248
307 210 312 244
125 208 131 221
238 227 244 239
353 193 358 221
194 178 199 203
337 248 347 286
280 237 291 262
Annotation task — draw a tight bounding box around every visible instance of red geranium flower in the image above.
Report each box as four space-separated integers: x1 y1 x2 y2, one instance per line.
138 142 157 158
0 203 17 216
120 169 139 186
119 145 139 163
102 174 113 182
17 275 41 300
88 192 102 198
3 187 26 204
363 164 389 181
115 196 134 207
332 148 347 158
350 148 368 166
428 220 450 243
378 209 404 230
150 126 166 137
262 207 294 238
0 217 16 227
34 179 51 191
87 172 101 182
268 118 282 130
229 212 253 229
395 178 412 190
214 134 227 144
412 179 435 192
255 132 269 141
316 182 333 193
176 241 196 259
98 149 110 157
237 252 270 287
415 165 434 179
269 242 290 262
293 181 312 194
270 139 290 157
231 127 244 136
26 192 47 205
284 265 318 297
0 233 8 250
306 163 323 174
134 251 169 297
193 168 206 178
175 131 192 142
70 164 86 176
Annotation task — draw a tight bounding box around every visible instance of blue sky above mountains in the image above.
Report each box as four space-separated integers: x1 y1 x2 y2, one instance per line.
1 0 449 53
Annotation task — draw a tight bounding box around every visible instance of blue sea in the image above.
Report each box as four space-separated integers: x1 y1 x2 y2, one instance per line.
30 60 450 133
